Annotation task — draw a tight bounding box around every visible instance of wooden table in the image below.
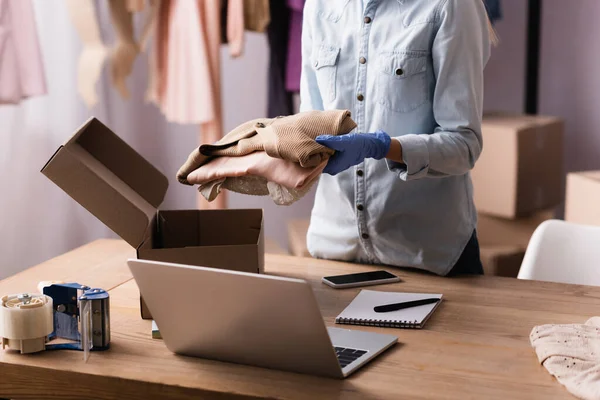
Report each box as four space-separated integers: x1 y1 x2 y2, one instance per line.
0 239 593 399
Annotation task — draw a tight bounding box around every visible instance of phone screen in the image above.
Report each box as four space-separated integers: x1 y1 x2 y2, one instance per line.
323 270 398 285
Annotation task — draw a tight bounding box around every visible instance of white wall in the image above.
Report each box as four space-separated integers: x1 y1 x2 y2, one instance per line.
538 0 600 173
482 0 528 113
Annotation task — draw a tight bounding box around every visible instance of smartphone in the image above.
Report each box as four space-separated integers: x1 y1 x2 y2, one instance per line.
321 270 401 289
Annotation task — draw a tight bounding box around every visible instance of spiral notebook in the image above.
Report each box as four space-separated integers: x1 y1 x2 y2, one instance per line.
335 290 443 329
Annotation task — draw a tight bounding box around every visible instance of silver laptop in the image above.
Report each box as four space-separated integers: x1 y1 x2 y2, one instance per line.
127 259 397 379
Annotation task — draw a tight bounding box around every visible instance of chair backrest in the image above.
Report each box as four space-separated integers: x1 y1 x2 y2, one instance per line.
518 219 600 285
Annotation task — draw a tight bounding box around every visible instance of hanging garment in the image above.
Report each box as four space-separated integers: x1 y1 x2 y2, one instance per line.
65 0 106 107
243 0 270 33
66 0 140 106
150 0 225 209
126 0 145 12
157 0 223 131
285 0 304 93
188 151 327 205
484 0 502 24
226 0 244 57
140 0 159 103
530 317 600 400
64 0 106 107
147 0 170 104
266 0 293 117
176 109 356 185
0 0 47 104
220 0 228 43
107 0 139 99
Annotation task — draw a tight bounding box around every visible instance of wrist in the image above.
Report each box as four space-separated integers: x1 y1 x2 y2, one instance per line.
385 137 403 163
372 131 391 160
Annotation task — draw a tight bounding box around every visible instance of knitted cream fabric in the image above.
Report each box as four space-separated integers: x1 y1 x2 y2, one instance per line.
176 109 356 185
530 317 600 400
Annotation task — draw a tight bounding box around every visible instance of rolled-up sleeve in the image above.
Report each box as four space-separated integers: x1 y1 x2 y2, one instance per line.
299 0 324 112
387 0 491 180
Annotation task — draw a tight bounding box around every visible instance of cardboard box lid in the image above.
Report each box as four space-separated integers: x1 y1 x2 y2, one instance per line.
578 171 600 182
41 117 169 248
482 112 562 130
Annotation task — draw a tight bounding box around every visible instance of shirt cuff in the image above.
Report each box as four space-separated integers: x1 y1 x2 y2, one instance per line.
386 134 430 181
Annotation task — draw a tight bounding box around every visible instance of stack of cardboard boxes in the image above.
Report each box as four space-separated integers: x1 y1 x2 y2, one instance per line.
471 113 564 276
565 171 600 227
288 113 566 278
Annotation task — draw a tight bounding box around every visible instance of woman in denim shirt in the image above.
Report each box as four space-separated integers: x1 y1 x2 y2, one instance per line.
302 0 494 276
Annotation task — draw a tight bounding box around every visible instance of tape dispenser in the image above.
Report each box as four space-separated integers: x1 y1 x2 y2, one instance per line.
0 282 110 360
0 293 53 354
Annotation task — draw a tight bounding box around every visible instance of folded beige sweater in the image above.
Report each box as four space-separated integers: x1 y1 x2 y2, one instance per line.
530 317 600 400
186 152 327 206
176 109 356 185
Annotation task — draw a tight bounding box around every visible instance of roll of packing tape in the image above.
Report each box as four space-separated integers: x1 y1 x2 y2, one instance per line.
0 293 53 354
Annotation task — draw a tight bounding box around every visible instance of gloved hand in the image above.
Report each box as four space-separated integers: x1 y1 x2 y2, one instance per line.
315 131 391 176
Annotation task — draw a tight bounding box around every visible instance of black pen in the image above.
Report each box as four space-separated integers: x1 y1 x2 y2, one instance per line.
373 298 440 313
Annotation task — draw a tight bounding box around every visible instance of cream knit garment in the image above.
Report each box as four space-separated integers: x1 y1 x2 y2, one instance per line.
530 317 600 400
177 110 356 205
177 109 356 184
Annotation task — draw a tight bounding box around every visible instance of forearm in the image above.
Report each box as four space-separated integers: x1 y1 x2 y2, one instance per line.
385 137 403 163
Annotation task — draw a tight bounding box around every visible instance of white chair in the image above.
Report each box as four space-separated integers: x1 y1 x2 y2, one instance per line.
518 219 600 285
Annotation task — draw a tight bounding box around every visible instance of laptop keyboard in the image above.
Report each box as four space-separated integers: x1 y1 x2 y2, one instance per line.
334 346 368 368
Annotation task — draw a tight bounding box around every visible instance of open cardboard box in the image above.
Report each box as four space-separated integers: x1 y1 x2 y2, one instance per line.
41 118 264 319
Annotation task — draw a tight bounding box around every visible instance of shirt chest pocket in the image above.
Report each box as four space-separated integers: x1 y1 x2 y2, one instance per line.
311 45 340 104
376 52 429 113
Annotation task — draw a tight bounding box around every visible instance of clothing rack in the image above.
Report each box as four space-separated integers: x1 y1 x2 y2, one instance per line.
525 0 542 114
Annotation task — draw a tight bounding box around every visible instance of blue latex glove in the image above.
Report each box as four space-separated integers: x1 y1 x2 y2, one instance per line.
315 131 391 176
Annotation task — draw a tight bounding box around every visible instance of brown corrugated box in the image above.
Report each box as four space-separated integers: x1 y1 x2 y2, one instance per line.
41 118 265 319
477 210 555 248
471 113 564 219
565 171 600 227
479 245 525 278
476 209 555 277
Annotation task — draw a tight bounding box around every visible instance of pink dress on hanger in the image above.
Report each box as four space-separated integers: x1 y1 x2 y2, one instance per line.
0 0 46 104
152 0 225 209
161 0 221 127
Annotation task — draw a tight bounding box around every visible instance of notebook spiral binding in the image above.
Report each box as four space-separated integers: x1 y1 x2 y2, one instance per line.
335 317 419 329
